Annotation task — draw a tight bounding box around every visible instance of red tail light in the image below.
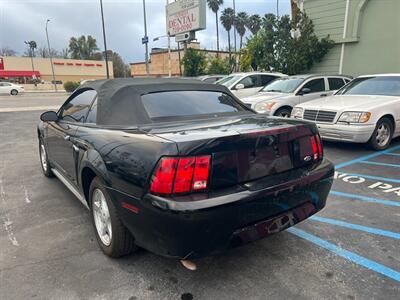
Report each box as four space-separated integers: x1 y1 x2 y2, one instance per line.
315 134 323 159
150 156 211 195
310 134 323 161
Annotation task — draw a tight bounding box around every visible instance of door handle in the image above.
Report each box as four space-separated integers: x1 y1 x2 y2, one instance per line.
64 135 70 141
320 93 328 97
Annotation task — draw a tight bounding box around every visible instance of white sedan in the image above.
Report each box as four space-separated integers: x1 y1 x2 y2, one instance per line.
0 82 24 95
291 74 400 150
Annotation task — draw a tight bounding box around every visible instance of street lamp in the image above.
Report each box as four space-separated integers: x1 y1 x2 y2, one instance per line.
45 19 57 91
142 0 150 76
99 0 110 79
153 34 172 77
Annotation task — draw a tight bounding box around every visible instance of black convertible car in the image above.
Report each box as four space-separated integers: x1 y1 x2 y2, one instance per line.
38 79 334 259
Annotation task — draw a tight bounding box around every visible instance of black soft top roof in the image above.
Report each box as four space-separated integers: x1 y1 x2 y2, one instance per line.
77 78 232 126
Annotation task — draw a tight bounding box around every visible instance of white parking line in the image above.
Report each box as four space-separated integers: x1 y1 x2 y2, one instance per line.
0 106 59 113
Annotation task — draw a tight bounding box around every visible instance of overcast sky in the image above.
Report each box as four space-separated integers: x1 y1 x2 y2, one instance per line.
0 0 290 63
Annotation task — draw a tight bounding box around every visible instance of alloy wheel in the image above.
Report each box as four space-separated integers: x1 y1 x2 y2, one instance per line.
92 188 112 246
376 123 390 147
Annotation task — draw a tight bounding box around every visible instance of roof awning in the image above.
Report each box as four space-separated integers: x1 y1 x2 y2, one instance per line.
0 70 41 77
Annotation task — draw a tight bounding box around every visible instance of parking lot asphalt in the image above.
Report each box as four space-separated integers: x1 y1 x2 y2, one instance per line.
1 93 399 300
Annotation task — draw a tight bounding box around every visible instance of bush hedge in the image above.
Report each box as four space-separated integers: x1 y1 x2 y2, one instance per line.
63 81 80 93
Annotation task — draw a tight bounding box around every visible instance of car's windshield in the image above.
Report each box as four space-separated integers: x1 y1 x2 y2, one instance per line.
216 75 242 87
260 78 304 93
336 76 400 96
142 90 250 121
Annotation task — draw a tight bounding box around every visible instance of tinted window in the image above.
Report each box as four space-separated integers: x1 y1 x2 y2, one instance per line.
239 75 258 88
85 97 97 123
302 78 325 93
142 91 248 120
337 76 400 96
328 78 346 90
61 89 97 122
261 75 276 86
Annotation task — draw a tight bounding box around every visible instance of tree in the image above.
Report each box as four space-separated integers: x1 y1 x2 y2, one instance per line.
220 8 235 62
207 0 223 55
24 41 37 57
112 52 131 78
0 47 17 56
207 56 230 75
181 48 207 77
68 35 99 60
246 14 262 35
243 12 334 75
235 12 248 62
37 46 60 58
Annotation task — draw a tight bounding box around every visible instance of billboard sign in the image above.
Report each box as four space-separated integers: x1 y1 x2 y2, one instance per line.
166 0 206 37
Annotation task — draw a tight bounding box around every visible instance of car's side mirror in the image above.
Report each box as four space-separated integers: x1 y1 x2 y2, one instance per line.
235 83 245 90
40 111 58 122
298 87 311 95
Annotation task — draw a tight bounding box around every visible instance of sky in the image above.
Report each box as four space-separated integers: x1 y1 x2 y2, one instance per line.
0 0 291 64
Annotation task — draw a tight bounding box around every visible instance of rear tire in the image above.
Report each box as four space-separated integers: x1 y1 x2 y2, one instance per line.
89 177 137 257
10 89 18 96
39 139 54 177
367 117 393 150
274 107 292 118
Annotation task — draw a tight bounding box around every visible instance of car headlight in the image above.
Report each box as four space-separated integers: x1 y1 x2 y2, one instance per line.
338 112 371 123
291 107 303 119
254 101 277 113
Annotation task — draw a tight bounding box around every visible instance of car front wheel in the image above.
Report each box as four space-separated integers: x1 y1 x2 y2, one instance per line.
39 139 53 177
367 117 393 150
274 107 292 118
10 89 18 95
89 177 137 257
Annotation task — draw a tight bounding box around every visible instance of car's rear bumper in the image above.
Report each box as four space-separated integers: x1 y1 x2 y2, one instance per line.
111 159 334 259
316 123 375 143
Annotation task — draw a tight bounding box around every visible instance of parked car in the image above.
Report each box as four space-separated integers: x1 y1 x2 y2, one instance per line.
0 82 24 95
241 75 352 117
37 78 333 259
197 75 226 83
292 74 400 150
216 72 287 99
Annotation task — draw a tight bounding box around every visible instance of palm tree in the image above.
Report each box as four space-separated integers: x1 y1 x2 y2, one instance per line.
220 8 235 61
247 14 262 35
207 0 224 55
235 12 248 51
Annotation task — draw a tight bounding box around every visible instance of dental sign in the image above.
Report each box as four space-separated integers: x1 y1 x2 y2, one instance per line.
166 0 206 36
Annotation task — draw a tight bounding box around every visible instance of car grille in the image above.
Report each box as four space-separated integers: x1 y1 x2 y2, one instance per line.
303 110 337 123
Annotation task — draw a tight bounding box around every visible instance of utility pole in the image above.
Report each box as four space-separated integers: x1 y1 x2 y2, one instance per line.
99 0 110 79
277 0 280 17
166 0 171 77
177 42 182 76
233 0 237 71
45 19 57 91
142 0 150 76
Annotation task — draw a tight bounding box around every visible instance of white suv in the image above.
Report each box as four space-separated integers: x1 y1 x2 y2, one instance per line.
216 72 287 99
241 74 352 117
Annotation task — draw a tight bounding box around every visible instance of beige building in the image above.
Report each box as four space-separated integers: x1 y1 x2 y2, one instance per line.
131 42 231 77
0 56 113 83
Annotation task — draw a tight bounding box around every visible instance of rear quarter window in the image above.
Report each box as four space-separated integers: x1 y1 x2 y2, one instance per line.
142 90 249 120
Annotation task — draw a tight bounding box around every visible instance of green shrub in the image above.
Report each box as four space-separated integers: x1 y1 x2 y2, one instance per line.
63 81 80 93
